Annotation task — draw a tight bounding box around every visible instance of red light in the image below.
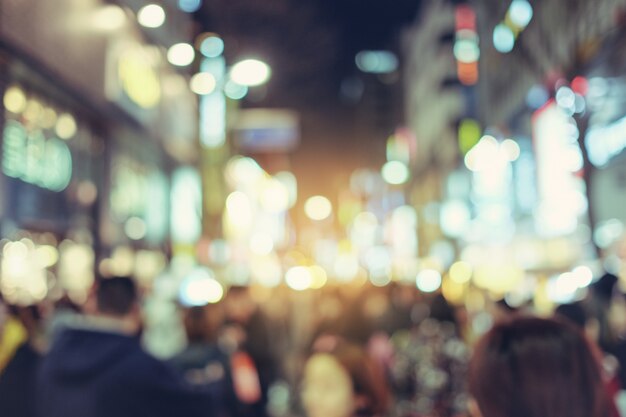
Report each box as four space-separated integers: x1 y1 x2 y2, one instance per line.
571 76 589 96
455 5 476 32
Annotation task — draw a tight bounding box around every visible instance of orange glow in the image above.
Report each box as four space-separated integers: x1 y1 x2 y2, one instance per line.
457 61 479 85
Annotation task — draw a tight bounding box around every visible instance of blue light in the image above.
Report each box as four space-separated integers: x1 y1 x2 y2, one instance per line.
509 0 533 28
178 0 201 13
493 23 515 53
200 36 224 58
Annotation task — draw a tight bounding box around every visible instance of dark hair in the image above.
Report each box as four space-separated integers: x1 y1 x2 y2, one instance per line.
554 302 588 329
469 317 609 417
310 338 389 416
96 277 138 317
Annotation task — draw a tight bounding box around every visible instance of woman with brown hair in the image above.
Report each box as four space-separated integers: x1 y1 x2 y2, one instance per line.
468 316 610 417
301 337 390 417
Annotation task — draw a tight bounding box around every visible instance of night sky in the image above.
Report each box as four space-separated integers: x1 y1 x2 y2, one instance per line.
197 1 422 203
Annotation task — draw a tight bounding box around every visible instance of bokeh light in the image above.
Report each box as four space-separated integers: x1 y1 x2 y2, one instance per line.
508 0 533 28
167 43 195 67
381 161 409 185
493 23 515 53
137 4 166 28
416 269 442 293
190 72 217 95
230 59 271 87
55 113 77 140
3 86 27 114
304 196 332 221
285 266 312 291
449 261 472 284
179 268 223 306
178 0 202 13
224 80 248 100
200 35 225 58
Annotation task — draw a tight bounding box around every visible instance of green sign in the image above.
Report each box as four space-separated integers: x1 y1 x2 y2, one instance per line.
2 120 72 192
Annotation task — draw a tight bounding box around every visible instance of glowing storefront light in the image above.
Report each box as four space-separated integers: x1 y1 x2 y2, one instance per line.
304 196 332 221
355 51 398 74
251 255 282 287
285 266 312 291
137 4 166 28
501 139 521 161
449 261 472 284
190 72 217 95
224 80 248 100
249 234 274 256
454 37 480 63
178 0 202 13
124 217 147 240
533 102 587 237
493 23 515 53
179 268 223 306
3 86 27 114
260 179 290 213
200 36 224 58
229 59 271 87
1 240 49 305
199 57 226 148
171 167 202 244
508 0 533 29
55 113 77 139
225 191 253 235
586 115 626 167
167 43 195 67
440 200 471 238
309 265 328 289
91 5 127 31
381 161 409 185
2 120 72 192
416 269 442 293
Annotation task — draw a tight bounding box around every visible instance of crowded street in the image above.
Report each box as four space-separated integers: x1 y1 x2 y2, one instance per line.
2 1 626 417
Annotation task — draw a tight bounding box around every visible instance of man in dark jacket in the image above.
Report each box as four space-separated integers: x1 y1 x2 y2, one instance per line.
37 277 214 417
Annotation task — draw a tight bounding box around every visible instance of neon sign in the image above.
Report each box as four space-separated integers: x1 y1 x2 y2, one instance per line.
2 120 72 192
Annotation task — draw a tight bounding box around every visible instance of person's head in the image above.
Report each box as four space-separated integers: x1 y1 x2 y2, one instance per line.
93 277 140 332
224 285 256 324
468 316 609 417
183 302 224 344
301 338 389 417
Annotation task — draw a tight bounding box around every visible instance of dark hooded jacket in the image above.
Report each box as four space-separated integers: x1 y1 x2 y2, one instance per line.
37 327 213 417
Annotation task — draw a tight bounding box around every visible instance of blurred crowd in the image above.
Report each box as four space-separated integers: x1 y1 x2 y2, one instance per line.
1 273 626 417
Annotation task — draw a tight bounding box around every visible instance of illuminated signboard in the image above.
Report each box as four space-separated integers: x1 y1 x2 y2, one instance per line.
532 101 587 237
2 120 72 192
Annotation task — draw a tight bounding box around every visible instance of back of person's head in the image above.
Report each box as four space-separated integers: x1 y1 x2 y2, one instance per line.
554 302 588 329
429 294 457 325
469 316 608 417
96 277 138 317
303 337 389 417
183 303 223 343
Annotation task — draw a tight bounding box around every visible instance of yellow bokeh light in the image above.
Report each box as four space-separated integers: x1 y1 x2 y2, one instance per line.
304 195 332 221
56 113 77 140
249 233 274 256
473 265 524 294
189 72 217 95
449 261 472 284
229 59 271 87
36 245 59 268
260 178 290 213
442 277 465 305
285 266 312 291
3 86 27 114
309 265 328 289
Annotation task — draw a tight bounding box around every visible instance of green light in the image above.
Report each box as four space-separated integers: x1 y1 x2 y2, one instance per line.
458 119 481 154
